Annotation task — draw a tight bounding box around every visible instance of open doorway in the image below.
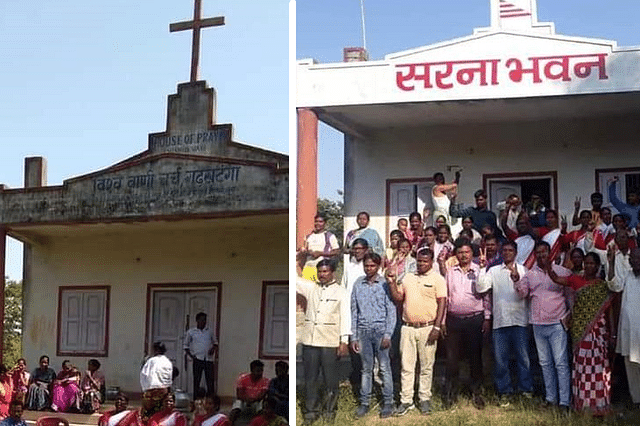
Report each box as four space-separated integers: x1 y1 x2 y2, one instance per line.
484 172 558 213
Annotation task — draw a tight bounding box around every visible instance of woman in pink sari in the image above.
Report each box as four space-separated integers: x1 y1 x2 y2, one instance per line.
51 360 82 412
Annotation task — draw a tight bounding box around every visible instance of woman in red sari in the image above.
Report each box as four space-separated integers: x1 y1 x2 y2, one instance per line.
9 359 29 403
50 360 82 412
99 393 142 426
192 396 230 426
550 252 615 415
148 393 187 426
0 364 13 418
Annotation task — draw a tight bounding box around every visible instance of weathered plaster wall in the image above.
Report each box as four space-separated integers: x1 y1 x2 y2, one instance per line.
22 216 287 397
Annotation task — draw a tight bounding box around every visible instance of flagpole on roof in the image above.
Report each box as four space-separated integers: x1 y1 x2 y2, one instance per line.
360 0 367 50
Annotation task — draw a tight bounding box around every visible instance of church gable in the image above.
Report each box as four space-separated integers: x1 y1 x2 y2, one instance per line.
0 153 287 225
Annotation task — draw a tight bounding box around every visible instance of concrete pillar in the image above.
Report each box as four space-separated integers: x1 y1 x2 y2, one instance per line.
0 226 5 364
24 156 47 187
20 156 47 363
297 108 319 247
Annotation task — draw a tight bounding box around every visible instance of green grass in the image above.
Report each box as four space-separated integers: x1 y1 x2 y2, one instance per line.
296 382 640 425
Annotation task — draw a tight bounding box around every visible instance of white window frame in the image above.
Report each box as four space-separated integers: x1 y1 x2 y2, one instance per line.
58 286 110 356
259 281 288 359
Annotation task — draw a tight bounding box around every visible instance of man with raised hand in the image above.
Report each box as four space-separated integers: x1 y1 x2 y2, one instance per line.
387 247 446 416
477 241 532 407
296 259 349 425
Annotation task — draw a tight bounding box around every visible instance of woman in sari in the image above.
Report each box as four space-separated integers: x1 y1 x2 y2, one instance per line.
9 359 29 403
26 355 56 411
247 397 287 426
549 252 615 415
80 359 105 414
148 393 187 426
51 360 82 412
99 393 142 426
192 395 230 426
344 212 384 256
0 364 13 418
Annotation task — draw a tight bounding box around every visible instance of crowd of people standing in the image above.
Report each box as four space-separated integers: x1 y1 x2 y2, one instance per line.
296 172 640 423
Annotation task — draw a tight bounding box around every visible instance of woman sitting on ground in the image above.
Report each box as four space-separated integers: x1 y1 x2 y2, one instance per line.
80 359 105 414
9 360 29 404
148 393 187 426
51 360 82 412
247 397 287 426
192 395 230 426
25 355 56 411
98 393 141 426
0 365 13 419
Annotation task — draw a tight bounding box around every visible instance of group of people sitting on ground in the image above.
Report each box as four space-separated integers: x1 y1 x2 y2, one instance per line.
139 342 288 426
297 171 640 423
0 355 104 418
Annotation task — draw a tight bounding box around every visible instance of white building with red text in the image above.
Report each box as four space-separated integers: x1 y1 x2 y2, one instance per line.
296 0 640 245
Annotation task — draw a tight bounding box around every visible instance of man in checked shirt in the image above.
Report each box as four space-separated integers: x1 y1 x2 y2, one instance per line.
296 259 350 425
350 252 396 419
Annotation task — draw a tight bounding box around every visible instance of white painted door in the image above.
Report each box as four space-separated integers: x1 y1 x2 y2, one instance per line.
388 181 433 238
489 181 522 212
151 289 218 396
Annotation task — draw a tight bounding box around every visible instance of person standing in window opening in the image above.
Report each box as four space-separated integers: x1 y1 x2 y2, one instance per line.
184 312 218 397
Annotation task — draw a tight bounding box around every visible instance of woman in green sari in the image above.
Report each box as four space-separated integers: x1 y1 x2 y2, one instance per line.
550 252 615 415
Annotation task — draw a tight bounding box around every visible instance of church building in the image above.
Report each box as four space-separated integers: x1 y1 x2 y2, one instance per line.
0 2 288 401
297 0 640 244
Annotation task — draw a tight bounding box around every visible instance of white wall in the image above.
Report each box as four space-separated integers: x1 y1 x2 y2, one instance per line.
343 115 640 239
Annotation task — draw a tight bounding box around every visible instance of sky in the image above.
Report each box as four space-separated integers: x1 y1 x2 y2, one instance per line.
296 0 640 201
0 0 288 281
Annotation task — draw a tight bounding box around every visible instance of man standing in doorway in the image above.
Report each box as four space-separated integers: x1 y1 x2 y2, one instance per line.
184 312 218 397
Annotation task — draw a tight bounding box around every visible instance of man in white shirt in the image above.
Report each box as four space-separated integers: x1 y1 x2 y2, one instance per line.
297 259 350 425
184 312 218 397
477 241 532 405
